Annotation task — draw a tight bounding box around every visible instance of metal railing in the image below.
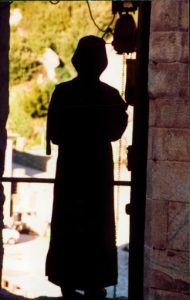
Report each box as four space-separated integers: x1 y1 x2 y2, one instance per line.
1 177 131 186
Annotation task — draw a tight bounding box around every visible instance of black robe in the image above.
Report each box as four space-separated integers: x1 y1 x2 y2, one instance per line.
46 77 128 290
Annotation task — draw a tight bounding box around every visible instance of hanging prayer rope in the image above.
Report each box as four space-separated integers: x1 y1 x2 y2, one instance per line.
113 53 127 298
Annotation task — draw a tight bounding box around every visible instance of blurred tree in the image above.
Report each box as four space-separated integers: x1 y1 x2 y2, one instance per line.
10 1 113 84
9 1 114 148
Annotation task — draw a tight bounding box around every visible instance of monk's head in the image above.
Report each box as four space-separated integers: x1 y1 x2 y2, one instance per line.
72 35 108 79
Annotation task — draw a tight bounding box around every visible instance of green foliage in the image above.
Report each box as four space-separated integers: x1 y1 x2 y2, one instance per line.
8 89 34 139
9 1 113 148
10 1 113 84
23 81 55 118
9 32 41 86
8 81 55 148
55 65 71 83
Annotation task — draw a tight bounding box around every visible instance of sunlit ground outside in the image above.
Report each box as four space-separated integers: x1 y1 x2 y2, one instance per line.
2 182 130 299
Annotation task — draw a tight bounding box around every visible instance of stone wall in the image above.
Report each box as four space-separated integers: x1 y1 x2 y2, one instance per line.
13 150 51 172
144 0 189 299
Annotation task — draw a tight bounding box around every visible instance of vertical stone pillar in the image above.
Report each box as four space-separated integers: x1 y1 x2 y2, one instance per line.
144 0 190 299
0 3 10 287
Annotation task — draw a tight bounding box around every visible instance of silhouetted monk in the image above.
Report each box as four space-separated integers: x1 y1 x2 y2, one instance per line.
46 35 128 300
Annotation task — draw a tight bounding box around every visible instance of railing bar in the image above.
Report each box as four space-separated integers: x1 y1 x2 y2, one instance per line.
116 181 131 186
1 177 131 186
1 177 55 183
1 177 132 186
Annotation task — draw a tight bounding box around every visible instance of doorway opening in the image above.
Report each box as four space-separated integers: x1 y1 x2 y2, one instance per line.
1 1 151 300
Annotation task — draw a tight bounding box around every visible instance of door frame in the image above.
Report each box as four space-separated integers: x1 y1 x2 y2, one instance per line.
128 2 151 300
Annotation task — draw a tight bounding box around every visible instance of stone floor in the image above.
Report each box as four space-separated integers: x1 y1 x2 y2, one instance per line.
0 289 128 300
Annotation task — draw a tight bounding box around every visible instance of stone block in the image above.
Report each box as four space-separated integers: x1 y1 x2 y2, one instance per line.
144 288 189 300
168 201 189 251
151 161 190 202
149 32 182 62
150 128 190 161
149 31 189 63
144 242 153 285
179 1 189 30
144 198 168 249
151 269 190 294
145 249 190 293
146 160 153 198
144 199 151 246
150 0 179 31
181 32 189 62
148 63 188 98
147 128 153 160
149 98 189 128
13 150 51 172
